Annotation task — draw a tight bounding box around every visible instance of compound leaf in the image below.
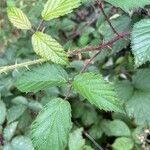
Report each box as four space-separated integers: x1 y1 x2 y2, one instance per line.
131 19 150 67
7 7 31 29
31 98 72 150
32 32 68 65
73 73 124 112
42 0 81 21
16 63 69 92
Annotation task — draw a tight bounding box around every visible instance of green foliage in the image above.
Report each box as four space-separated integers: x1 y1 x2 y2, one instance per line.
7 7 32 30
31 98 72 150
10 136 34 150
131 19 150 67
42 0 81 20
68 128 85 150
99 15 131 53
105 0 150 12
3 122 18 141
102 120 131 137
73 73 124 112
1 0 150 149
32 32 69 64
7 104 27 123
0 100 6 125
16 63 69 92
112 137 134 150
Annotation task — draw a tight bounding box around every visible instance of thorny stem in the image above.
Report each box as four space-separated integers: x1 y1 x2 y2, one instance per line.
0 59 46 74
69 32 130 55
96 0 119 36
80 50 102 73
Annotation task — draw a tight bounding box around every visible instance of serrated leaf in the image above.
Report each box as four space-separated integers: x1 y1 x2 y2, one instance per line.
32 32 68 65
16 63 69 92
131 19 150 67
105 0 150 12
31 98 72 150
68 128 85 150
102 120 131 137
73 73 124 112
7 7 31 29
42 0 81 21
3 122 18 141
11 136 34 150
0 100 6 125
112 137 134 150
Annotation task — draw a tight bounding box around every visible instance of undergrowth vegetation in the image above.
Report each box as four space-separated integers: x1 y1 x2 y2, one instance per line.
0 0 150 149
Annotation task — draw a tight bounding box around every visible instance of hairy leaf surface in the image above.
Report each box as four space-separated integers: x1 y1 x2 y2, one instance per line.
16 63 68 92
42 0 81 20
32 32 68 65
73 73 123 112
31 98 72 150
7 7 31 29
131 19 150 67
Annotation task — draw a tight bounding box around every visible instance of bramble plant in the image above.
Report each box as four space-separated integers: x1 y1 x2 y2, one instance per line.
1 0 150 149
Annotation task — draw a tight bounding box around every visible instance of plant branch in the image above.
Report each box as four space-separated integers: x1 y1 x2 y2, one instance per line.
80 50 102 73
96 0 119 36
36 19 44 32
69 32 130 55
0 59 46 74
84 131 104 150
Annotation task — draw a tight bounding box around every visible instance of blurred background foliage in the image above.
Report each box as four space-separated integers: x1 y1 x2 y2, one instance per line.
0 0 150 149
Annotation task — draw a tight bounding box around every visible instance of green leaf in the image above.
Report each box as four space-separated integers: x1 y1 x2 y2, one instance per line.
42 0 81 21
31 98 72 150
68 128 85 150
16 63 69 92
7 7 31 29
0 100 6 125
126 91 150 125
3 122 18 141
89 121 103 139
115 81 134 102
73 73 124 112
112 137 134 150
7 105 27 123
132 69 150 91
11 136 34 150
105 0 150 12
32 32 68 65
102 120 131 137
12 96 28 105
131 19 150 67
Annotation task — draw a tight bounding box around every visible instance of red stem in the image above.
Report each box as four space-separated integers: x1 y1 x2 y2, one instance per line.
96 0 119 35
70 32 130 55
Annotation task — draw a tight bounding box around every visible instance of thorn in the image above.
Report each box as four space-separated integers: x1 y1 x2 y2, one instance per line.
25 65 30 70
